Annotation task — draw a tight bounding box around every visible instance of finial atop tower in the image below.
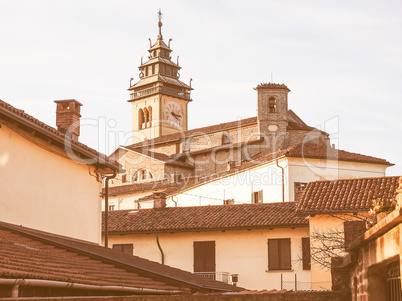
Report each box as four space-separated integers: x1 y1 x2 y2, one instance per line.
157 9 163 40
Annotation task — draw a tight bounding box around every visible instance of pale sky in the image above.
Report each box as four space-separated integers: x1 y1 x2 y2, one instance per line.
1 0 401 175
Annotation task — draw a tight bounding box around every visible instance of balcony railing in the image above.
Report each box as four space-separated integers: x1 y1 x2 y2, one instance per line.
130 86 191 101
194 272 230 284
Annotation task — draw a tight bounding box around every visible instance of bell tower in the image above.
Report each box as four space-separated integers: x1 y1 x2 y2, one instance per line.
255 83 290 151
128 10 193 143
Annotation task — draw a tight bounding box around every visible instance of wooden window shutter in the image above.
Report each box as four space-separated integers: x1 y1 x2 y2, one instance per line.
259 190 263 203
268 239 279 270
280 239 291 270
268 239 291 270
194 241 215 273
302 237 311 270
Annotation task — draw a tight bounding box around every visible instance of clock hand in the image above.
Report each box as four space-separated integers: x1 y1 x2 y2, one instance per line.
171 112 182 119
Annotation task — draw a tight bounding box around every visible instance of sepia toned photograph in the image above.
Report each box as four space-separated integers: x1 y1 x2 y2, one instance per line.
0 1 401 300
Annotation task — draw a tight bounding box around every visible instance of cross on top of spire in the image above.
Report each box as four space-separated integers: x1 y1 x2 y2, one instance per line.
157 9 163 22
157 9 163 40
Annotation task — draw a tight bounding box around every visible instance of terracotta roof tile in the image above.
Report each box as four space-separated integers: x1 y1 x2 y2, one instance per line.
296 176 401 214
104 202 308 234
126 149 194 169
105 180 179 196
0 100 120 171
0 221 243 293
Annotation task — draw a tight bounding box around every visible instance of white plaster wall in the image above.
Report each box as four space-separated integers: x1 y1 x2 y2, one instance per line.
170 157 387 206
106 227 310 290
0 125 102 243
287 157 387 202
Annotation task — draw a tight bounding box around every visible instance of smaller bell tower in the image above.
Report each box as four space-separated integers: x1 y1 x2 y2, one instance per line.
255 83 290 151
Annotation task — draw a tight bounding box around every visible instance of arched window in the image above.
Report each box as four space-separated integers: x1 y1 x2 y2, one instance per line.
138 109 144 129
132 169 154 182
222 132 233 145
148 106 152 126
268 97 276 113
144 107 149 125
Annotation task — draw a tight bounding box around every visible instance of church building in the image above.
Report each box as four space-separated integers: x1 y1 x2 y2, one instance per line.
103 12 391 211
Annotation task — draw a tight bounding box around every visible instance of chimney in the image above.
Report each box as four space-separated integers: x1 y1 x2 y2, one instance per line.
54 99 83 141
227 161 236 171
153 192 166 210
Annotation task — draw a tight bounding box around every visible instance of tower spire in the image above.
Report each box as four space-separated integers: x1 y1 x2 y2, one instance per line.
157 9 163 41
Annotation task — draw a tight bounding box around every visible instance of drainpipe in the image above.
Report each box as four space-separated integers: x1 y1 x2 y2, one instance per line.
276 159 285 203
104 171 117 248
156 233 165 265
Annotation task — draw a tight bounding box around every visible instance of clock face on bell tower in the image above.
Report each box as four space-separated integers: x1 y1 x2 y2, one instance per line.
164 101 183 127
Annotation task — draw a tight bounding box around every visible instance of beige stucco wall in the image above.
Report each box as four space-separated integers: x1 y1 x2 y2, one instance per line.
105 227 310 290
0 125 102 243
309 214 370 290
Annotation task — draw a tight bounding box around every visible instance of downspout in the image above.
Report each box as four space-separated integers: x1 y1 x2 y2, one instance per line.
276 159 285 203
104 171 117 248
156 233 165 265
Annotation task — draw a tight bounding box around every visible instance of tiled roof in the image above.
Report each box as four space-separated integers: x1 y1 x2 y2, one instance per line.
296 176 401 214
284 143 392 165
104 202 308 234
0 221 243 293
105 180 180 196
128 110 318 150
0 100 120 171
125 148 194 169
254 83 290 91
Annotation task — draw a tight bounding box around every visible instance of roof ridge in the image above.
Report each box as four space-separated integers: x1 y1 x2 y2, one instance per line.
0 99 119 169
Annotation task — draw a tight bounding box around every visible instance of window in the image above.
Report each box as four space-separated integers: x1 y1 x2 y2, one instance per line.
268 238 291 270
138 109 144 130
194 241 215 273
294 182 307 202
221 132 233 145
148 106 152 126
268 97 276 113
108 205 115 211
133 169 154 182
145 66 148 76
112 244 133 255
152 64 155 74
302 237 311 270
121 174 126 183
344 220 366 250
252 190 263 203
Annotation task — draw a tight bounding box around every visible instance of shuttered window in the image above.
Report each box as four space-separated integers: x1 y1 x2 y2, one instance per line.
194 241 215 273
302 237 311 270
268 239 291 270
252 190 263 204
344 220 366 250
112 244 133 255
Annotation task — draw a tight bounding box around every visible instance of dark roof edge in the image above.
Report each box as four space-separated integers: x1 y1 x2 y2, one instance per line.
106 223 309 235
0 222 238 293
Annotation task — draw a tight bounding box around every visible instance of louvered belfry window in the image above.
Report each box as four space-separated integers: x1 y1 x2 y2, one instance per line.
268 239 291 270
193 241 216 273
